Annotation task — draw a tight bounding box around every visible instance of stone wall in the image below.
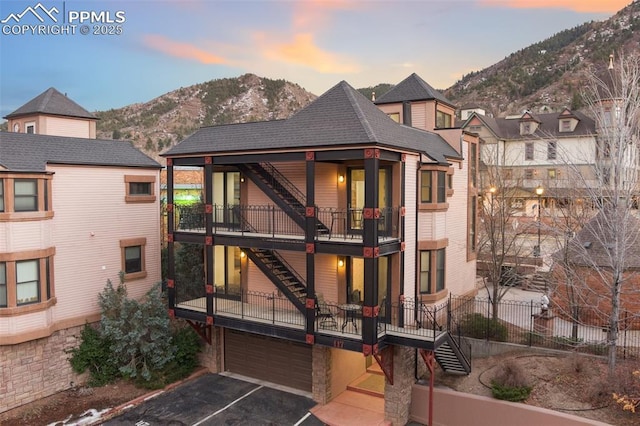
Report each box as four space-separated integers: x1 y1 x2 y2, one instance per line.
0 325 85 413
384 345 415 426
197 326 222 373
312 345 331 404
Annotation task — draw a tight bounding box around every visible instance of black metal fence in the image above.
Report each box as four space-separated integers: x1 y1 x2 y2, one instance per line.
450 294 640 359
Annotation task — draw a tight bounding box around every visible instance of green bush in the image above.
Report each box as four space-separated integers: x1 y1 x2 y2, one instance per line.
491 381 533 402
68 324 120 386
459 313 508 341
69 274 202 389
491 360 532 402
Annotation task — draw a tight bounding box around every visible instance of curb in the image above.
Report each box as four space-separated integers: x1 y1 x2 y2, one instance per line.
98 367 210 423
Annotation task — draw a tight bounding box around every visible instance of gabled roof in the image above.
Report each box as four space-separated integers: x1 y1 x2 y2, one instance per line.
553 210 640 268
164 80 460 165
3 87 97 120
373 73 455 107
0 132 161 171
463 110 595 140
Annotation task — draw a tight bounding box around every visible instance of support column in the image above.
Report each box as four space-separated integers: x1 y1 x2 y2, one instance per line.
198 327 223 373
384 345 414 426
312 345 332 404
166 159 176 311
305 152 317 342
363 150 379 354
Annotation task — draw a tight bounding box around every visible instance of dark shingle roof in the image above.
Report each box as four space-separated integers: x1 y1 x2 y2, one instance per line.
465 110 595 139
0 132 161 171
374 73 455 107
3 87 97 120
164 80 460 165
552 210 640 268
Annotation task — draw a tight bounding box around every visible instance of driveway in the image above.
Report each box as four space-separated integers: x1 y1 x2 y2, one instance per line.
104 373 325 425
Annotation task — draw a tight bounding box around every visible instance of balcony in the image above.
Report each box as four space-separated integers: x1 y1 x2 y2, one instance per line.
173 204 401 243
175 290 448 346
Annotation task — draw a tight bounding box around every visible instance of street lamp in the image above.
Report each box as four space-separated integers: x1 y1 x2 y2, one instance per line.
534 185 544 257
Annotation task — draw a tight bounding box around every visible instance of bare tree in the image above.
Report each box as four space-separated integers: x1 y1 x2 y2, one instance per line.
478 162 534 319
552 52 640 374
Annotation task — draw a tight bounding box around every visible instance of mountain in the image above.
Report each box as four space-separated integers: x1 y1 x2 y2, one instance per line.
443 1 640 117
95 73 316 162
94 2 639 161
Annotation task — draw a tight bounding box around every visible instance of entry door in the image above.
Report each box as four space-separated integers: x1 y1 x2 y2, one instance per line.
347 168 390 234
213 171 241 227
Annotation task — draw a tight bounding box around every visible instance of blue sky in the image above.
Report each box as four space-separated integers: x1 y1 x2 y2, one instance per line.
0 0 629 119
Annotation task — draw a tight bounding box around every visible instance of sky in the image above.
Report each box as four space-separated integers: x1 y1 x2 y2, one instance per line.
0 0 630 119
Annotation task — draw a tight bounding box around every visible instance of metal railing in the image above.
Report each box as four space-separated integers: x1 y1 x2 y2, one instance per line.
450 294 640 358
174 204 401 242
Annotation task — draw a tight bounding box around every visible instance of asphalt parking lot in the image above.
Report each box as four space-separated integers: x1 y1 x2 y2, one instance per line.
104 373 325 425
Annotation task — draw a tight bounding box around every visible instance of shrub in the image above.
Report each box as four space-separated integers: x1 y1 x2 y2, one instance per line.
491 360 532 402
459 313 508 341
68 324 120 386
69 274 202 389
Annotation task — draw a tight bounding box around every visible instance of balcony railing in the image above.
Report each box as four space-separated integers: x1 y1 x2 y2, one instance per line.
175 291 448 343
173 204 401 242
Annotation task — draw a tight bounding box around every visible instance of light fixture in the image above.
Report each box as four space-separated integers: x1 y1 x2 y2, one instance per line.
338 174 345 183
240 176 245 183
489 186 497 194
337 257 345 268
535 185 544 196
240 251 246 259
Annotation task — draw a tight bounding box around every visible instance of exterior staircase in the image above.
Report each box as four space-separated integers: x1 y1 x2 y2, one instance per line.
237 163 330 235
243 247 307 312
525 272 549 292
434 332 472 375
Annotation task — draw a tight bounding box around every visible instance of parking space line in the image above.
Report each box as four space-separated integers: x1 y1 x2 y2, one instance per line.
293 412 312 426
191 385 263 426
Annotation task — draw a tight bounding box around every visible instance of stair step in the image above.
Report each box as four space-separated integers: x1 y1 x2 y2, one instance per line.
346 373 385 398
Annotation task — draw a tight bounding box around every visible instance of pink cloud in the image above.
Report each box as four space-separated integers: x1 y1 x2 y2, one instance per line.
142 34 227 65
259 32 360 74
479 0 628 13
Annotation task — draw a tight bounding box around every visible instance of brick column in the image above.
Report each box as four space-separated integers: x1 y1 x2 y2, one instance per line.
197 327 222 373
384 345 415 426
312 345 332 404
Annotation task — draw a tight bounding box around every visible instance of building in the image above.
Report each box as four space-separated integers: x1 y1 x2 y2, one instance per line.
162 75 477 424
0 88 161 413
461 107 600 216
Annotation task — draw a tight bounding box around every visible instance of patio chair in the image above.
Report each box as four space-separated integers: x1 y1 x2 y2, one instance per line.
315 295 337 329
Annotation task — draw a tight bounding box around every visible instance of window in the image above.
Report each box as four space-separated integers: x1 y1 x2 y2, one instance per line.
0 262 6 308
436 111 452 128
419 249 445 294
561 120 571 132
469 143 477 189
525 142 534 160
469 195 477 252
0 250 54 311
548 169 557 180
420 171 432 203
419 251 431 294
524 169 534 180
120 238 147 280
504 169 513 180
469 125 482 133
125 175 156 203
14 179 38 212
387 113 400 123
25 122 35 134
421 170 448 205
523 123 531 134
0 179 4 212
16 260 39 305
547 140 557 160
436 249 445 292
437 171 446 203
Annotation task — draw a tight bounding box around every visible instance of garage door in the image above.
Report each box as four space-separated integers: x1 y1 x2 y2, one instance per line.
224 330 312 392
